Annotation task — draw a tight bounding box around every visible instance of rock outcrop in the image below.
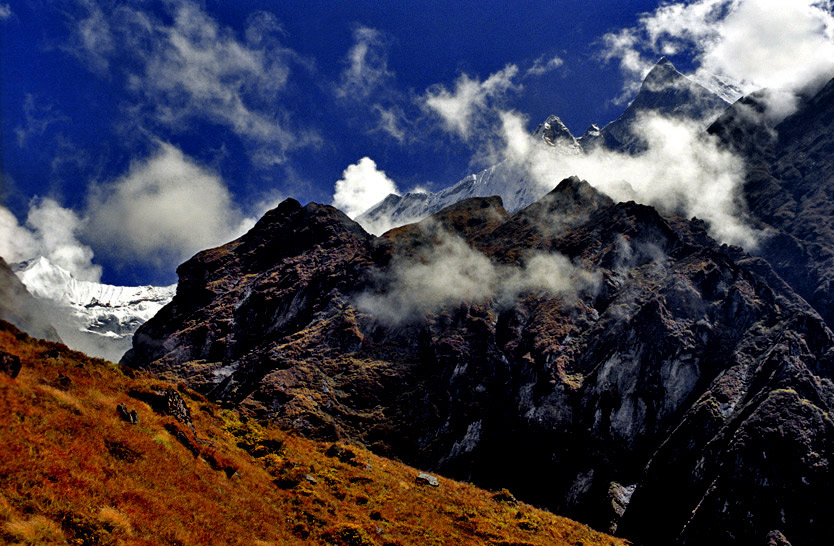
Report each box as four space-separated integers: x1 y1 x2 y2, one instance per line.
124 177 834 545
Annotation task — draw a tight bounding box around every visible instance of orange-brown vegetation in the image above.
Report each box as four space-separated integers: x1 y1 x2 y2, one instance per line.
0 320 628 546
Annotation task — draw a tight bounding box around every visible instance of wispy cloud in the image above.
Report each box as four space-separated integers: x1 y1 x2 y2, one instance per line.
14 94 69 148
333 26 412 143
601 0 834 115
85 142 249 268
336 26 393 100
0 3 13 20
63 0 319 165
423 64 520 139
332 157 399 219
526 54 564 77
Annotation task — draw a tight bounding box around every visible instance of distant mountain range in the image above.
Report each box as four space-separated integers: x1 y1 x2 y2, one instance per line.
357 58 731 234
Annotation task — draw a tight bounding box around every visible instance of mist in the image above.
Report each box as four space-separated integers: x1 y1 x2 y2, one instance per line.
355 226 599 325
496 110 759 249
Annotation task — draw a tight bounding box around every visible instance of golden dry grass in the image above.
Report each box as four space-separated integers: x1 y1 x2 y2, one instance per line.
0 320 629 546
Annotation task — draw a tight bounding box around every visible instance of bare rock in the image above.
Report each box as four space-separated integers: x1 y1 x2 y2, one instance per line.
416 472 439 487
0 351 21 379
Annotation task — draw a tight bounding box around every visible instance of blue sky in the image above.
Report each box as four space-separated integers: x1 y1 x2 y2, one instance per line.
2 0 834 286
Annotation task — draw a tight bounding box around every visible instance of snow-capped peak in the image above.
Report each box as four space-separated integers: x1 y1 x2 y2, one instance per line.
12 256 175 362
14 256 175 308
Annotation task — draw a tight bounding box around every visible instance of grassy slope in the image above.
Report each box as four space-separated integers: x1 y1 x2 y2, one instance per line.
0 320 628 546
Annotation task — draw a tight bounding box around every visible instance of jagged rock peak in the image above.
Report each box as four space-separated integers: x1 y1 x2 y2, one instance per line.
642 56 680 85
534 115 580 148
550 176 610 206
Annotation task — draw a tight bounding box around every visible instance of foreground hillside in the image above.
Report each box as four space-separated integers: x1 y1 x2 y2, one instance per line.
0 320 625 546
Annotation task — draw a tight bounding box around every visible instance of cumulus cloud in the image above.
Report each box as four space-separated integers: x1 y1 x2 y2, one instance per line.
527 55 565 76
423 64 520 138
355 227 598 325
0 199 101 282
0 3 13 20
85 142 247 267
332 157 400 219
602 0 834 116
65 0 317 165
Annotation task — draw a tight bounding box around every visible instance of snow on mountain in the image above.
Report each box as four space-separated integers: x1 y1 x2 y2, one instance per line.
357 160 539 234
592 57 732 152
356 58 732 235
12 256 175 361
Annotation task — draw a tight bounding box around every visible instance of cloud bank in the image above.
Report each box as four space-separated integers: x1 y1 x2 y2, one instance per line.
497 109 757 248
602 0 834 115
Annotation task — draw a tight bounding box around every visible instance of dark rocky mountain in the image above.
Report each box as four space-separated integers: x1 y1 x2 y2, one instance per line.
588 57 731 152
0 257 61 342
124 176 834 545
710 74 834 329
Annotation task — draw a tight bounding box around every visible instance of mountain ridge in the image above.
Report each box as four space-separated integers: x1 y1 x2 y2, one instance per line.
356 57 731 235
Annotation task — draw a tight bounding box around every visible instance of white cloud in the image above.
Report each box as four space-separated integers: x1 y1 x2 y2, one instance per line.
66 0 317 165
336 26 393 99
527 55 565 76
423 64 520 138
15 94 68 148
373 103 409 142
0 199 101 282
602 0 834 115
495 109 759 249
85 143 247 266
0 3 13 20
63 0 115 74
332 157 399 220
355 227 598 325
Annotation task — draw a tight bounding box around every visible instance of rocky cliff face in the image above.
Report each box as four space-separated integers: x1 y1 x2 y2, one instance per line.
124 176 834 545
710 74 834 331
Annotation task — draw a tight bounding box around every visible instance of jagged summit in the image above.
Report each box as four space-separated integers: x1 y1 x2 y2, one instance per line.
597 57 731 151
533 115 581 150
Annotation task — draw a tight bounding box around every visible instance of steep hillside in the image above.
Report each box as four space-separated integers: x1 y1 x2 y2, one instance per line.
124 178 834 545
0 319 625 546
